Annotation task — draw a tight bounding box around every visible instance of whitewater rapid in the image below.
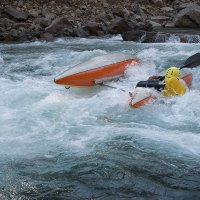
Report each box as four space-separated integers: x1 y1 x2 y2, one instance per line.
0 36 200 199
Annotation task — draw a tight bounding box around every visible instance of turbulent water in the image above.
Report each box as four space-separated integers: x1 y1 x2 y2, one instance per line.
0 36 200 200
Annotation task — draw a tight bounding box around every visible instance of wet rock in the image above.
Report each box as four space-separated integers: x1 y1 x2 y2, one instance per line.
10 29 20 38
73 26 89 37
174 4 200 28
4 6 28 20
121 30 146 41
3 33 15 41
40 32 54 41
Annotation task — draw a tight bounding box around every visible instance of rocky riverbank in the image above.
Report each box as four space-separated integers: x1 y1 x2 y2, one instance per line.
0 0 200 43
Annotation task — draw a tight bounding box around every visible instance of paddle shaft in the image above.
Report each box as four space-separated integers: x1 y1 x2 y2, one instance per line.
98 83 127 92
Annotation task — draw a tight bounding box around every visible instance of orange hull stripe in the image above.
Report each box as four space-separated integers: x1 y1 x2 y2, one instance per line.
131 96 157 108
182 73 193 87
55 58 140 86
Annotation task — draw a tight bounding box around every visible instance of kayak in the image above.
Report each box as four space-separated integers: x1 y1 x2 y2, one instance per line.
54 53 140 87
129 69 193 108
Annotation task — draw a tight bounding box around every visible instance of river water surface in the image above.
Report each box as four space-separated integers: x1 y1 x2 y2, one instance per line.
0 36 200 199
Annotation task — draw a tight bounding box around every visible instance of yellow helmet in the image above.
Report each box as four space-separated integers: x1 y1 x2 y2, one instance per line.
165 66 180 79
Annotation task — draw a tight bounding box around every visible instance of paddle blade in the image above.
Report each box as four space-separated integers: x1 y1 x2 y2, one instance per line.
181 53 200 69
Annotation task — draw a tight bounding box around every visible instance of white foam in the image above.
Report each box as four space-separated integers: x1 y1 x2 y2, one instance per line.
0 56 4 67
0 40 200 159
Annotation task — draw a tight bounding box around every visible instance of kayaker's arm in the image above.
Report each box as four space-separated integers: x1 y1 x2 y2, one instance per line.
136 80 165 92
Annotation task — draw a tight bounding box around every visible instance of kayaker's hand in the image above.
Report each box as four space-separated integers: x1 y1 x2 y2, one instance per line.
158 81 165 86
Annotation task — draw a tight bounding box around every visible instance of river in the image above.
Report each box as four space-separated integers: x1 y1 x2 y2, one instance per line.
0 36 200 199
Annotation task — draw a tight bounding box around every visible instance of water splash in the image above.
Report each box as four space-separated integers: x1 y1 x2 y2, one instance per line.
0 53 4 67
0 38 200 199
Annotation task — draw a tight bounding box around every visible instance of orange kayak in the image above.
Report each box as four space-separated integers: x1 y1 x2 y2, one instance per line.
54 53 140 87
129 69 193 108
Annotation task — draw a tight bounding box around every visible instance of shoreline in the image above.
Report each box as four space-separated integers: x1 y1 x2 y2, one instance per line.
0 0 200 43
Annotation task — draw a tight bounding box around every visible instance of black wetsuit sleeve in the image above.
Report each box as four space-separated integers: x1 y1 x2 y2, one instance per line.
136 80 165 92
157 76 165 81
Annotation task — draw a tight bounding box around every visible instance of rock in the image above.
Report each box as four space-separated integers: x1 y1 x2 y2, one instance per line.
73 26 89 37
150 0 164 7
135 14 143 22
161 7 174 12
149 20 162 29
13 23 32 29
45 17 73 35
150 16 170 23
38 17 52 27
18 0 23 8
96 13 114 25
178 3 199 11
83 22 102 35
97 31 105 36
122 8 130 19
136 4 147 21
10 29 20 38
165 22 175 28
0 27 5 33
29 9 40 18
137 21 152 31
4 6 28 20
112 8 125 18
76 9 82 17
63 27 74 36
0 7 4 16
3 33 15 41
174 4 200 28
108 17 136 34
0 18 15 28
133 31 171 43
102 0 109 8
121 30 146 41
154 32 171 43
41 9 50 17
40 32 54 41
0 0 199 43
80 5 87 10
34 24 42 32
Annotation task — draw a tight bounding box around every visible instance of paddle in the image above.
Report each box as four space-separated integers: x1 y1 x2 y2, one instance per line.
180 53 200 69
98 82 127 92
98 53 200 93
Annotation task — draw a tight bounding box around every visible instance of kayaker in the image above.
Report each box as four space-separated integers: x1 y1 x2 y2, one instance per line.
135 66 187 96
